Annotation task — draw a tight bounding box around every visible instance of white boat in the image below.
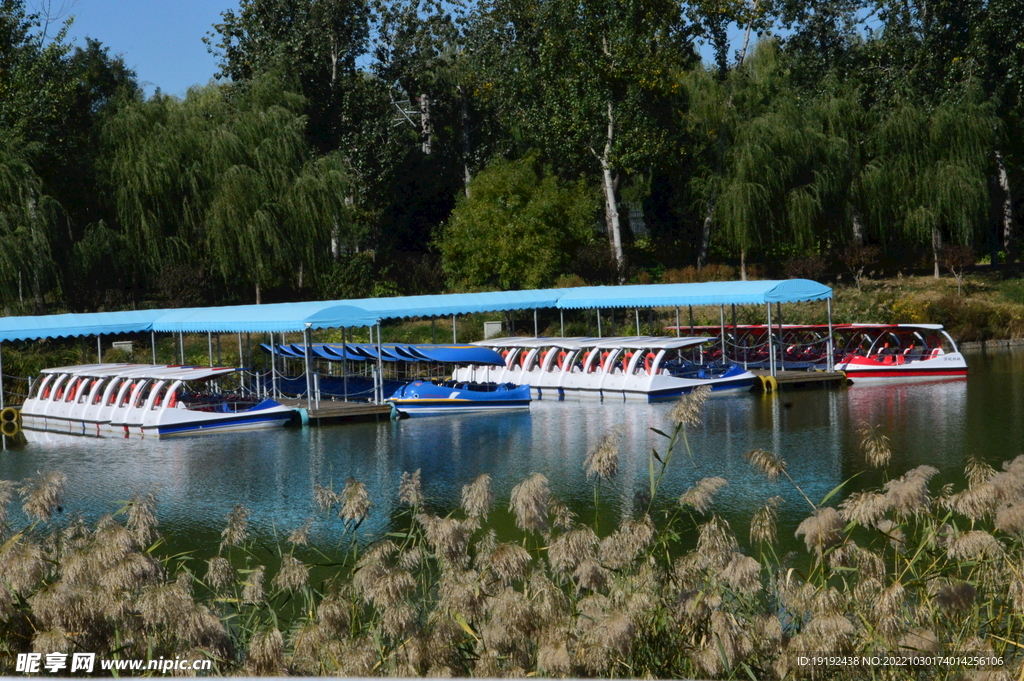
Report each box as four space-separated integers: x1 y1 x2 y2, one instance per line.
20 364 294 438
833 324 968 383
453 337 758 402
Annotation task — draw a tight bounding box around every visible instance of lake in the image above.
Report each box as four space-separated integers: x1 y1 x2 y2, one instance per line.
2 347 1020 554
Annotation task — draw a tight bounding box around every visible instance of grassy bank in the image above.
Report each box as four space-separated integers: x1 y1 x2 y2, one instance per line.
1 388 1023 678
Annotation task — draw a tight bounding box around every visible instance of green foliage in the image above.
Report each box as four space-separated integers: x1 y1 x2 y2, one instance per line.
437 156 598 291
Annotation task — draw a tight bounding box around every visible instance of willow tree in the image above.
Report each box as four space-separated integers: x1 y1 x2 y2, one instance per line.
0 143 57 313
865 88 993 277
106 78 354 303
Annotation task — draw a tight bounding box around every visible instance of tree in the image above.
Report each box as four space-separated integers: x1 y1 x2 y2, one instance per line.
436 156 598 291
465 0 694 276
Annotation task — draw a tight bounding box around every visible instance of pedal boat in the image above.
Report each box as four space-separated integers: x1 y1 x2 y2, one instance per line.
387 380 531 416
20 364 294 438
455 336 758 402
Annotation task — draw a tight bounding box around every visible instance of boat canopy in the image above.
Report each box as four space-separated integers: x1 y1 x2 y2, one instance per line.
39 364 241 381
555 280 832 310
266 343 505 366
1 280 834 342
477 336 711 350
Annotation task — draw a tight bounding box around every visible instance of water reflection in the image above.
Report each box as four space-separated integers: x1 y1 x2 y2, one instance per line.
0 348 1015 554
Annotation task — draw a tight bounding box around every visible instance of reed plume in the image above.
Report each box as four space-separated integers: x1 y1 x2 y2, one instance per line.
670 385 711 427
288 518 313 546
857 421 892 468
460 473 493 519
678 476 728 514
220 504 249 548
247 628 285 675
750 496 782 544
20 471 66 521
313 483 339 512
744 448 786 481
205 556 235 591
126 491 158 546
884 465 939 517
0 479 18 536
509 473 549 534
487 542 531 584
584 431 620 481
794 507 845 554
548 524 598 575
340 479 371 524
399 469 423 507
272 555 309 591
242 565 266 603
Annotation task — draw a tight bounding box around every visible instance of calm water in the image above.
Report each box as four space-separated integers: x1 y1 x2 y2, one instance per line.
2 347 1021 552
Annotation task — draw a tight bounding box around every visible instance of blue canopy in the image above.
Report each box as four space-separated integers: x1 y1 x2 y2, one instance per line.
0 309 166 342
152 302 379 334
353 289 567 320
555 280 832 309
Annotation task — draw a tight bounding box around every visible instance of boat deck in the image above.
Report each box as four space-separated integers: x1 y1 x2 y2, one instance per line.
750 370 849 392
276 398 394 424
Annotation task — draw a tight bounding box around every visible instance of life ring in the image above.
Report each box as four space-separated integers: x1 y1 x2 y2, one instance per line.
519 350 530 368
0 406 19 423
167 393 178 408
557 350 568 370
501 349 512 367
1 419 19 436
644 351 657 375
600 350 611 370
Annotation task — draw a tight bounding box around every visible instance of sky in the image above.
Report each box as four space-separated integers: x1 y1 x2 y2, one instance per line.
43 0 238 97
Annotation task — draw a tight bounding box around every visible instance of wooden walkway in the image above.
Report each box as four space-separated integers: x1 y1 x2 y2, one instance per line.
277 398 394 424
750 369 849 392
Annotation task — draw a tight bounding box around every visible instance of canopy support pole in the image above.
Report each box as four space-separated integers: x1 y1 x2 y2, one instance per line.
342 327 348 402
237 333 244 391
597 309 602 338
635 309 640 336
377 323 384 403
560 311 564 337
452 315 457 343
675 307 680 337
827 298 835 372
271 334 278 399
208 332 213 367
767 303 776 377
179 333 185 364
534 309 538 337
246 333 251 391
777 302 784 371
97 334 102 363
151 331 157 364
719 306 727 365
303 325 313 411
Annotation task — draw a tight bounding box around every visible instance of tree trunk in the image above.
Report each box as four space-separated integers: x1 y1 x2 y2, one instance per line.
740 247 747 281
698 197 715 269
996 149 1016 263
596 100 624 277
459 85 472 198
255 282 262 305
932 228 942 279
420 94 432 155
851 205 865 245
27 192 43 314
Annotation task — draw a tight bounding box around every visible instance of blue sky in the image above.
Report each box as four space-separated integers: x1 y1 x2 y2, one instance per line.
51 0 238 96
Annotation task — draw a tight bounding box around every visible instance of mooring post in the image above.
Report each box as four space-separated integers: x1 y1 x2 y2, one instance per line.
377 323 385 403
534 309 538 337
208 332 213 368
179 332 185 364
766 303 776 377
635 308 640 336
97 334 102 363
560 310 564 337
719 306 727 365
452 315 457 343
342 326 349 402
151 331 157 364
675 307 680 337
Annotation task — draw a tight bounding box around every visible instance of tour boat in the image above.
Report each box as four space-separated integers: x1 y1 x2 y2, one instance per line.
387 380 532 416
832 324 968 383
20 364 294 438
454 337 758 401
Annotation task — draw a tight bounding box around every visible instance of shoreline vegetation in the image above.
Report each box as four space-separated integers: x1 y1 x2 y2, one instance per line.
2 388 1023 678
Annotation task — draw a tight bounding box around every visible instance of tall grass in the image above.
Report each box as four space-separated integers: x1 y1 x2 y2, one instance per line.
2 390 1023 678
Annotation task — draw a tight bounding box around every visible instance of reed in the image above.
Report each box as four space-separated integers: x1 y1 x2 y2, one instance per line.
2 409 1024 678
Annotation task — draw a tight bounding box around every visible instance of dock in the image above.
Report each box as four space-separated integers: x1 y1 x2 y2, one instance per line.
277 398 394 424
750 370 849 392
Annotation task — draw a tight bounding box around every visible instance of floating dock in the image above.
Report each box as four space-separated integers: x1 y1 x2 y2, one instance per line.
276 398 394 424
750 370 849 392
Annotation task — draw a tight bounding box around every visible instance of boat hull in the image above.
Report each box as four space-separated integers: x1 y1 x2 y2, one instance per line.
836 352 968 384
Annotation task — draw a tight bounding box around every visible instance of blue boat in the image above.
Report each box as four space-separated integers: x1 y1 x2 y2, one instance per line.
388 380 531 417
